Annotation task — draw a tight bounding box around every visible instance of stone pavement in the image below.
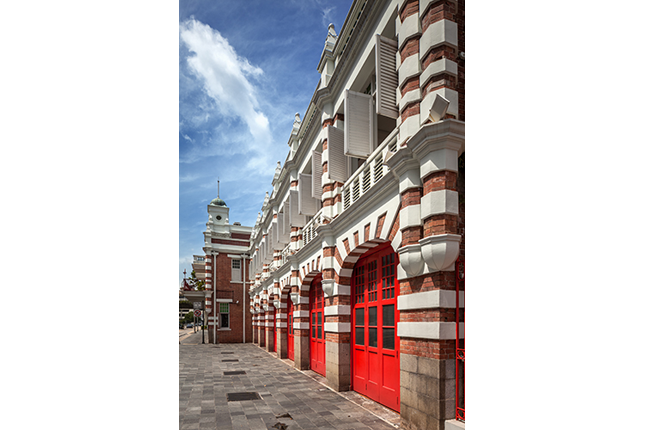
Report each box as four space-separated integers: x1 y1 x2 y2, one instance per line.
179 343 400 430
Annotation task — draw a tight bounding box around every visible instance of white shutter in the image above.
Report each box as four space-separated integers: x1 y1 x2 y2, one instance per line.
298 173 318 215
312 150 322 200
283 202 290 236
328 126 348 182
376 35 398 119
276 212 288 245
289 190 306 227
271 220 279 248
344 89 373 159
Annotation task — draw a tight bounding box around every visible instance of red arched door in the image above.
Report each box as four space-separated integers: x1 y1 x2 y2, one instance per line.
287 297 294 361
273 306 277 353
309 274 326 376
351 244 400 412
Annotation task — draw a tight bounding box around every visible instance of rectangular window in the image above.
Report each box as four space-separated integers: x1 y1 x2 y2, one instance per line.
355 308 364 346
317 312 322 339
355 327 364 346
219 303 230 329
368 306 378 348
232 259 241 282
382 304 395 350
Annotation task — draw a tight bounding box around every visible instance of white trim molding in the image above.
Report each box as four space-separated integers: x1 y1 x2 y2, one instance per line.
324 322 351 333
397 321 464 339
398 290 465 310
324 305 351 316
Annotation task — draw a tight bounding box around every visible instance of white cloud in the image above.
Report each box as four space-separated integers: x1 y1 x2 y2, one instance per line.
321 7 335 28
179 19 270 144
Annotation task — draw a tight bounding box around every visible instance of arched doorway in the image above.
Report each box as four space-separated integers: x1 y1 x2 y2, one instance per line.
273 306 277 353
351 243 400 412
287 297 294 361
309 274 325 376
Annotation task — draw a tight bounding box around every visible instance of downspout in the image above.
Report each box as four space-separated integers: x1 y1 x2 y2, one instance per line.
212 251 217 344
242 254 246 343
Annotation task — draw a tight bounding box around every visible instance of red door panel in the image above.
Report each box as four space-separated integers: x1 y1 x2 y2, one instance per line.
309 275 326 376
351 245 400 412
287 298 294 361
273 310 277 353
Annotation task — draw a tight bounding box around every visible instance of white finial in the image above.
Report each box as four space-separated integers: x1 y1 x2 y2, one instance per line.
328 23 336 37
294 112 301 123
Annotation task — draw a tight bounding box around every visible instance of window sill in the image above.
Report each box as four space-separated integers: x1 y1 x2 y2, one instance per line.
218 328 231 331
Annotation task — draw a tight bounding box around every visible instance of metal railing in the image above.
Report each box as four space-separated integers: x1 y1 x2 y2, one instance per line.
341 128 398 213
302 208 325 246
280 241 292 263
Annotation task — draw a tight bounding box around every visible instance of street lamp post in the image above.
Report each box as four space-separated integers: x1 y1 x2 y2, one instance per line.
201 310 205 344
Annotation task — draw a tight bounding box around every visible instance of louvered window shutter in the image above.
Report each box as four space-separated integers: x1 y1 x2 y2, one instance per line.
271 220 278 247
289 190 306 227
376 35 398 119
277 212 287 245
344 89 373 159
298 173 318 215
312 150 322 200
283 202 290 236
328 126 348 182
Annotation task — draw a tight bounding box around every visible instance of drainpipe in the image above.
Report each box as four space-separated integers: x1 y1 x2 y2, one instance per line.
212 251 217 344
242 254 247 343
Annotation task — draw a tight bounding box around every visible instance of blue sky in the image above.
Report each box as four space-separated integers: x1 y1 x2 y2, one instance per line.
178 0 353 286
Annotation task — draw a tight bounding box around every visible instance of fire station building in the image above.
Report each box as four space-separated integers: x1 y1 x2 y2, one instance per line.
196 1 466 429
245 1 465 429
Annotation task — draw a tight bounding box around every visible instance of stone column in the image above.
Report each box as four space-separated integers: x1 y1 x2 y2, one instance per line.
319 231 351 392
397 0 422 143
389 118 465 430
275 294 289 359
320 113 345 221
264 303 274 352
292 288 310 370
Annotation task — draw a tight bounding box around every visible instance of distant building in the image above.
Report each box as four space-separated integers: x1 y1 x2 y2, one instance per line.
200 196 253 344
191 255 206 281
178 283 193 321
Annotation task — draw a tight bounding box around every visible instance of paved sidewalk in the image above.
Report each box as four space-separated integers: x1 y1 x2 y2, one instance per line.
179 343 399 430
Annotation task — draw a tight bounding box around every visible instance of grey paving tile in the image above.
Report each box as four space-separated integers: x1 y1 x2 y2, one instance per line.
180 343 400 429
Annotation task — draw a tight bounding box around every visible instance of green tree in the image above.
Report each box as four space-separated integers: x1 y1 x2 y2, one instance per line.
179 300 193 309
188 270 205 291
182 311 194 323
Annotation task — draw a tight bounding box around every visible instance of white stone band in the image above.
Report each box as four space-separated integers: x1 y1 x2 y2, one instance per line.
397 321 464 339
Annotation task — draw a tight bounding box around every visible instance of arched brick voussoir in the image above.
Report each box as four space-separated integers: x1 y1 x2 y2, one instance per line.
335 239 394 281
300 269 321 292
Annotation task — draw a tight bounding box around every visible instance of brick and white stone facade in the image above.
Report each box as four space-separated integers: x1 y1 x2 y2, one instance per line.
196 2 465 429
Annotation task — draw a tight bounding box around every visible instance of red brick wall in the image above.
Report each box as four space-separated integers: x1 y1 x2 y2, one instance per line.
214 254 253 343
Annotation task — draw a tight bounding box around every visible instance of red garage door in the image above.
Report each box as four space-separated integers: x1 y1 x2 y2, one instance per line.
273 307 277 353
351 245 400 412
287 298 294 361
309 274 326 376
